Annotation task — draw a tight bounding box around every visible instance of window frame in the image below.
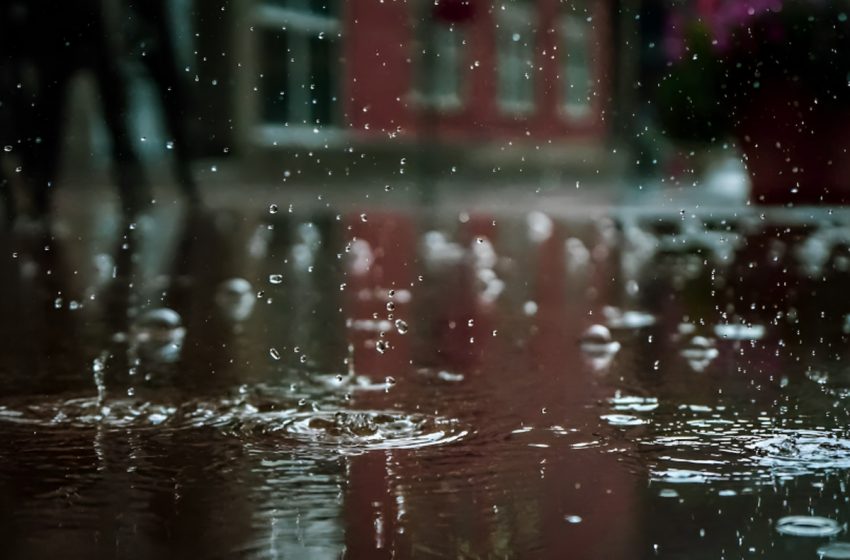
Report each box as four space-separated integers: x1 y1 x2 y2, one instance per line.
249 1 343 147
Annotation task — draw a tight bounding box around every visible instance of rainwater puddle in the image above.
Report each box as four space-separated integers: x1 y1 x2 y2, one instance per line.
0 387 468 452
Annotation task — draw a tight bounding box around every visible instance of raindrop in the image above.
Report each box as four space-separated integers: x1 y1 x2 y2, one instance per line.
565 515 583 524
395 319 409 334
269 274 284 284
269 348 281 360
2 145 11 152
360 213 368 222
269 204 279 214
386 302 396 312
376 340 389 354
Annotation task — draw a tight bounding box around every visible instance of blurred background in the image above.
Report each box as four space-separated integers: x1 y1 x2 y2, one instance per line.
6 2 850 559
1 0 754 223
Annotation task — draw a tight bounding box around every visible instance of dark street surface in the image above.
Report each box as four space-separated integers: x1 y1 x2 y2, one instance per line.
2 186 850 559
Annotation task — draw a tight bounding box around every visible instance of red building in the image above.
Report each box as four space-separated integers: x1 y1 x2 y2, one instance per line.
192 0 619 181
59 0 622 190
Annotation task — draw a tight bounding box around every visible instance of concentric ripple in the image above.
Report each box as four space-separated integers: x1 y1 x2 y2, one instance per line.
0 390 468 451
232 409 469 450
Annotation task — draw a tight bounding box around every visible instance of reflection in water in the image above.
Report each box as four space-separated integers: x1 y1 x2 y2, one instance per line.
2 207 850 557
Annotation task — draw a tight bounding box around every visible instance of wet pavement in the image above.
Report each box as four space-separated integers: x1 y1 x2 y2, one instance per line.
2 186 850 559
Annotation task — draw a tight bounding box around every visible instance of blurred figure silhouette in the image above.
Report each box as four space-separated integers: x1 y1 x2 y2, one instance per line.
1 0 199 224
124 0 199 203
9 0 150 219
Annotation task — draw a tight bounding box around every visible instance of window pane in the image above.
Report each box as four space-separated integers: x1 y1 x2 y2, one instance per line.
563 15 592 114
309 35 337 125
260 30 290 123
497 5 535 111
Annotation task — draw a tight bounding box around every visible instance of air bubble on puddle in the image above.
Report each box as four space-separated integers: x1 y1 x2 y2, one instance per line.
602 306 656 330
818 542 850 559
775 516 843 538
601 414 649 427
713 322 766 341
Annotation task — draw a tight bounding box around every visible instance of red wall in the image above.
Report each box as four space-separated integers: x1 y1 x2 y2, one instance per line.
344 0 611 144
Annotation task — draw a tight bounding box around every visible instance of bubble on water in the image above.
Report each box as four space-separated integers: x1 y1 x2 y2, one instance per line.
395 319 408 334
565 515 583 524
527 211 554 243
580 325 621 355
215 278 255 322
818 542 850 559
269 274 284 284
130 308 185 364
714 322 765 341
601 414 648 427
775 516 843 538
603 306 656 329
269 348 281 360
609 394 658 412
652 469 719 484
680 335 719 372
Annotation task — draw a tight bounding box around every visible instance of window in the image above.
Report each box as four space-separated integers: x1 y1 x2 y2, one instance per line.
496 3 535 114
254 0 341 133
561 13 594 119
414 16 465 109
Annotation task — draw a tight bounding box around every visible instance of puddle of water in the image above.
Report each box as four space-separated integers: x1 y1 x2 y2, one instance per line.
5 208 850 558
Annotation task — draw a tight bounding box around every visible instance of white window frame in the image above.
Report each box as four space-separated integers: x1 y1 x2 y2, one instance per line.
250 1 343 146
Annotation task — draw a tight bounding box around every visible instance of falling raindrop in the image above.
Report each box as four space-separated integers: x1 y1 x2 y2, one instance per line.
269 274 283 284
395 319 408 334
269 348 281 360
376 340 389 354
269 204 279 214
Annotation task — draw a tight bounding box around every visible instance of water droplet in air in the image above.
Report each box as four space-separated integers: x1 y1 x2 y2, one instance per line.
269 274 283 284
565 515 583 524
269 204 279 214
395 319 409 334
360 213 368 222
376 340 389 354
269 348 281 360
